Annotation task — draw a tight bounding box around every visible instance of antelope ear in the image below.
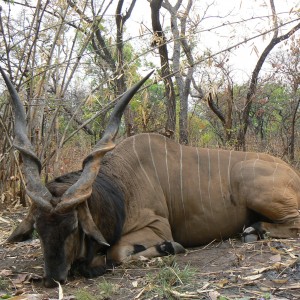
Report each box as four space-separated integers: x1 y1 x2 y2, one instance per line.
77 202 110 247
7 205 35 243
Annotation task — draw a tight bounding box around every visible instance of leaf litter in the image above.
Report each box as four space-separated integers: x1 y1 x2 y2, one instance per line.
0 209 300 299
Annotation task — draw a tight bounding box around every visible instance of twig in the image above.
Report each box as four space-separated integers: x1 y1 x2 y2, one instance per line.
167 289 199 299
187 239 217 253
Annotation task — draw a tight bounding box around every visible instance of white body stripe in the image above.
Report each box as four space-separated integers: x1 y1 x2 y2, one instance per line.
271 163 279 199
196 148 204 212
218 150 228 215
207 149 213 217
227 150 232 190
148 134 160 185
240 152 248 192
180 145 188 237
164 137 173 223
197 148 210 232
252 159 259 188
133 136 154 189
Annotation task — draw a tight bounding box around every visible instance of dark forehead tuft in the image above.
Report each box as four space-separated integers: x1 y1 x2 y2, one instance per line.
35 209 77 226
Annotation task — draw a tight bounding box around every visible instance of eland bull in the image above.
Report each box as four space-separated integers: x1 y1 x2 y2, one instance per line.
1 68 300 288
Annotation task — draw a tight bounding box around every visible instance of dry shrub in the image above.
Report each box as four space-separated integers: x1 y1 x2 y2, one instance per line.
46 135 93 180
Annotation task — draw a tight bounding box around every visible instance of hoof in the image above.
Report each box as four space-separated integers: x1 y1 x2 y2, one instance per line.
71 259 106 278
171 242 186 254
242 233 259 243
242 226 261 242
157 241 186 255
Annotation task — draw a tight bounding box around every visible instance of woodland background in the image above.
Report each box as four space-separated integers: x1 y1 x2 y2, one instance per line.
0 0 300 206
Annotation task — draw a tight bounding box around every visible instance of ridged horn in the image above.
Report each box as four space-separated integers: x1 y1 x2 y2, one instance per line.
0 67 53 211
55 70 154 213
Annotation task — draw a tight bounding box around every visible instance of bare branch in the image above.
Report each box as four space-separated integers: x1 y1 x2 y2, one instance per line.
207 93 226 126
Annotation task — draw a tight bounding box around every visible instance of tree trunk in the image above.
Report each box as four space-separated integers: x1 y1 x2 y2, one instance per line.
288 97 300 161
150 0 176 138
164 0 194 145
236 0 300 150
115 0 137 137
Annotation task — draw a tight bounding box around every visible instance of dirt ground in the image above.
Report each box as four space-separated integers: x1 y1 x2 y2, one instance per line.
1 208 300 300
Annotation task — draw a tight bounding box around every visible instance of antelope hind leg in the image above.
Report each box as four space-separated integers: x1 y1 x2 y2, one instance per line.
231 159 300 242
243 218 300 242
243 183 300 242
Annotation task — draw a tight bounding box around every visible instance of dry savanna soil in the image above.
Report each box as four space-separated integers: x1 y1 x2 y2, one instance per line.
1 208 300 300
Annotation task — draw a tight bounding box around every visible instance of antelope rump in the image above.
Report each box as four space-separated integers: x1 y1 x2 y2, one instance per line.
1 67 300 288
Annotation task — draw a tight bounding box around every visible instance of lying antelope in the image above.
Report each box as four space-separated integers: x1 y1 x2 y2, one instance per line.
1 67 300 288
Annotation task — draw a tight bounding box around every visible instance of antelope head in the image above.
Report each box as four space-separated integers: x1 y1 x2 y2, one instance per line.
0 68 153 287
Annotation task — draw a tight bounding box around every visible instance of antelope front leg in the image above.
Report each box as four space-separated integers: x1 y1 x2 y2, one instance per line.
71 237 107 278
107 226 185 264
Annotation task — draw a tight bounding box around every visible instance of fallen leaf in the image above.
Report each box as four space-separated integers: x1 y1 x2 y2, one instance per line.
272 278 288 284
252 266 268 274
12 274 28 284
278 282 300 290
55 281 63 300
219 296 230 300
259 286 271 292
252 262 282 274
138 256 149 261
167 289 198 299
0 269 13 276
14 289 25 296
132 280 138 288
269 246 284 255
269 254 281 262
197 282 210 291
197 282 214 294
208 291 220 300
242 274 263 281
215 278 229 287
197 289 215 294
12 273 42 285
0 216 10 224
9 295 44 300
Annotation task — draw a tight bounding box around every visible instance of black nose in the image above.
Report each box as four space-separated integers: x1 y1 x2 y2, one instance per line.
43 277 66 288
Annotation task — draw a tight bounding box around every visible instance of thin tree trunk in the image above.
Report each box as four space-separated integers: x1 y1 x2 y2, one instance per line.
150 0 176 138
288 97 300 161
115 0 137 137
